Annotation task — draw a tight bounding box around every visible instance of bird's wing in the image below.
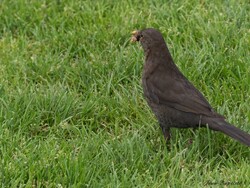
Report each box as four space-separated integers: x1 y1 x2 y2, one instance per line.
144 63 221 117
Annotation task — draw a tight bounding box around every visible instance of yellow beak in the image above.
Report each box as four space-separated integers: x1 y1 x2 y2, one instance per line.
131 30 139 42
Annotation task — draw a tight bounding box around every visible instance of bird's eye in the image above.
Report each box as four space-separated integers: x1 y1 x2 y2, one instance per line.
137 34 143 41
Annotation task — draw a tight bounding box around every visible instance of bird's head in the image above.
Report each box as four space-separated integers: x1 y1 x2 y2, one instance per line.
131 28 166 52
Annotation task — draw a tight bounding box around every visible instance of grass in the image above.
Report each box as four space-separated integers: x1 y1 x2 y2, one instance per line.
0 0 250 187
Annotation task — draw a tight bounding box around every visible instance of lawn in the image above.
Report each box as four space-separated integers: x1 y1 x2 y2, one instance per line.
0 0 249 187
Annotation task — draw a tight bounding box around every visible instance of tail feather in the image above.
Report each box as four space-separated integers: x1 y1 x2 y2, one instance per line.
206 119 250 147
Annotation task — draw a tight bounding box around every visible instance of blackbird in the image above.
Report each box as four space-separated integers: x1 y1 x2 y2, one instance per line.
131 28 250 146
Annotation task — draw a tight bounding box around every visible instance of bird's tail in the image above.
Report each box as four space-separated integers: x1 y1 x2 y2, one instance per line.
205 118 250 147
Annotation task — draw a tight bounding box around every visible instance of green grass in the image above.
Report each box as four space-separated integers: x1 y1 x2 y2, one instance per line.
0 0 250 187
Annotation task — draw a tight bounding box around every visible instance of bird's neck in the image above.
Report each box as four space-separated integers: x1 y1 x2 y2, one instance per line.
145 45 174 65
144 45 180 76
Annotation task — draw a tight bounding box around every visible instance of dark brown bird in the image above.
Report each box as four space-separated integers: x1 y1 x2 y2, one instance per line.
131 28 250 147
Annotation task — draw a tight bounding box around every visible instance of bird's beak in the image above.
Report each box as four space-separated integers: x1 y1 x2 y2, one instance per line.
131 30 139 42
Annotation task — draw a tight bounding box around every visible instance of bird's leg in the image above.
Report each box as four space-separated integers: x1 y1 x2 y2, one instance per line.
160 126 171 143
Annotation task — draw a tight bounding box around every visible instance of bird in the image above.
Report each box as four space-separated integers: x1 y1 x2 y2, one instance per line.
131 28 250 147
